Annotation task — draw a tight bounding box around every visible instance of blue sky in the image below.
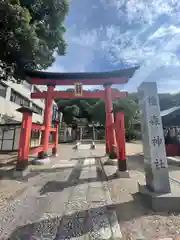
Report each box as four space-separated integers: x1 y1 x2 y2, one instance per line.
48 0 180 93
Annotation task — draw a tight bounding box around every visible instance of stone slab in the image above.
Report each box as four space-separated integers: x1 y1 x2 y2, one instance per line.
91 142 96 149
78 144 91 150
32 157 51 165
104 159 117 166
13 167 31 178
52 153 58 157
73 142 80 150
167 156 180 166
138 181 180 212
116 170 130 179
80 139 94 144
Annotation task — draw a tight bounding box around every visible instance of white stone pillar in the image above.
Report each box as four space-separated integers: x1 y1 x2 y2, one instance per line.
138 82 170 193
5 86 11 101
80 127 83 140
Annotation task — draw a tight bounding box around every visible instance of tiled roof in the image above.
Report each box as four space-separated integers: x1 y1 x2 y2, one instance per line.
160 106 180 117
25 67 139 80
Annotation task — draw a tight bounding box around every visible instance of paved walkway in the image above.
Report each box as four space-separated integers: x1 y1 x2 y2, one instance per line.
0 145 121 239
1 143 180 239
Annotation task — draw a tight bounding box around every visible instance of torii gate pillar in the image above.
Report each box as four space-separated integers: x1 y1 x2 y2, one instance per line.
38 85 54 158
104 84 116 153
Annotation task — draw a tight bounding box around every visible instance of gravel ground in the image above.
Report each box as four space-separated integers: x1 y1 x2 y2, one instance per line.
106 166 180 239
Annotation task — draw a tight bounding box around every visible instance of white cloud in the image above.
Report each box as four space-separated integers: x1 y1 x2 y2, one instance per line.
122 54 180 93
101 0 180 24
48 29 101 74
47 29 102 91
100 0 180 93
48 0 180 93
70 29 99 47
47 64 66 73
102 23 180 66
144 65 180 93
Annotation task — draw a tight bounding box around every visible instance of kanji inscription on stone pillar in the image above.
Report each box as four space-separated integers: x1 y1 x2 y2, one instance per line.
138 82 170 193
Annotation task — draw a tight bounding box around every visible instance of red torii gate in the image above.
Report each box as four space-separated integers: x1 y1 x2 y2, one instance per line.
23 67 138 171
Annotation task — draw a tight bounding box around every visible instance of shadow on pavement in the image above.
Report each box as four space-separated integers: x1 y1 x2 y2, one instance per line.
127 154 180 174
7 205 111 239
39 177 99 195
7 195 171 240
70 155 106 161
39 158 104 195
115 192 151 222
127 154 145 173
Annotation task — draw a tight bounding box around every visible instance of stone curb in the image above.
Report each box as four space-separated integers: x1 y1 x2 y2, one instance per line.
167 156 180 166
32 157 51 165
138 153 180 166
98 157 123 239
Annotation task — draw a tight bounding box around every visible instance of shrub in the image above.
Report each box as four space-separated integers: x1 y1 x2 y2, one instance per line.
108 151 117 159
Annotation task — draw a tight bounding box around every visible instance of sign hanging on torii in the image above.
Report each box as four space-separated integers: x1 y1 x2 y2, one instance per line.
74 82 83 97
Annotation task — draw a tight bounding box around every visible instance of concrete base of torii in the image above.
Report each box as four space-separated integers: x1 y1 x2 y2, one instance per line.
13 159 30 178
115 170 130 178
13 167 30 178
103 159 130 178
138 181 180 212
104 158 117 166
32 157 51 165
73 140 96 150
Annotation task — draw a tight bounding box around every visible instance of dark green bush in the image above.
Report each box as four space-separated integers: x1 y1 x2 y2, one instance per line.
108 151 117 159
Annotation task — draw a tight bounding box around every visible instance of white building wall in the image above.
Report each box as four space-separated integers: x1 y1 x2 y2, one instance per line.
0 96 43 123
0 126 20 151
0 79 58 123
0 79 59 151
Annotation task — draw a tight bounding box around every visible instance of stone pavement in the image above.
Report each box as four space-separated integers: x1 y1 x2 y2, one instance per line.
0 145 121 239
1 142 180 239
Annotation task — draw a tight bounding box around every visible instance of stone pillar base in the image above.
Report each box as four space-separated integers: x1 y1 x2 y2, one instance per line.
115 170 130 178
117 160 127 171
16 159 28 171
91 142 96 149
106 149 109 154
104 159 117 166
73 142 80 150
13 168 30 178
138 182 180 212
38 151 48 159
32 157 50 165
14 159 29 178
52 148 58 157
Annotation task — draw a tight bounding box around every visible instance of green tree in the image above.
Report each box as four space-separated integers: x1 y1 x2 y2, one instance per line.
0 0 69 80
91 100 106 125
114 98 140 140
63 105 80 125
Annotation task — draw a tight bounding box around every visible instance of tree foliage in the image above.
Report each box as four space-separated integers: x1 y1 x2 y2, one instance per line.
0 0 69 80
91 100 106 125
114 98 139 130
63 105 80 125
